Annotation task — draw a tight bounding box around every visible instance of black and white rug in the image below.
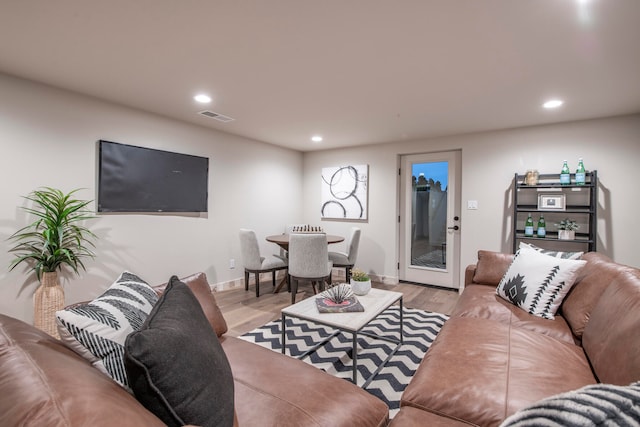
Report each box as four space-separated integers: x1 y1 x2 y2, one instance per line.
239 306 448 418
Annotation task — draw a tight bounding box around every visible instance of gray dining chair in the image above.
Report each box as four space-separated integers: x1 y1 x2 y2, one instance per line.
239 229 288 297
328 227 361 282
288 233 333 304
275 223 307 261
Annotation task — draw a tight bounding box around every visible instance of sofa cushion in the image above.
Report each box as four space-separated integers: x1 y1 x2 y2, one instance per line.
55 271 158 390
401 316 596 426
152 272 228 337
473 250 514 285
582 268 640 385
451 284 576 344
500 382 640 426
221 335 389 427
125 276 235 427
496 247 586 319
561 252 623 339
0 314 165 427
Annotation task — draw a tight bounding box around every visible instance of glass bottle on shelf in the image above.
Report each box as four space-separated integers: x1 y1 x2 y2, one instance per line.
560 160 571 185
575 158 586 185
537 215 546 238
524 214 534 237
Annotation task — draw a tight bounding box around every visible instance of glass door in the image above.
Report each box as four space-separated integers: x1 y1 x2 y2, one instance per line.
399 151 460 289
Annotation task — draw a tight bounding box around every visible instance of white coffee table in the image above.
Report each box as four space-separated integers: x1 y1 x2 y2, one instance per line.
281 287 403 387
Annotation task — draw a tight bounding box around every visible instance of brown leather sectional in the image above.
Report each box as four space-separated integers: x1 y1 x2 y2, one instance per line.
391 251 640 426
3 252 638 426
0 273 389 427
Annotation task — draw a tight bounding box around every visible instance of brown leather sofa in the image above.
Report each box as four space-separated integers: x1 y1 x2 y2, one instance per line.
391 250 640 426
0 273 389 427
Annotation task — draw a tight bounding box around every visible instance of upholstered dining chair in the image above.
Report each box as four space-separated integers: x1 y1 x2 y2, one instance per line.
275 223 307 261
239 229 288 297
328 227 361 282
288 233 333 304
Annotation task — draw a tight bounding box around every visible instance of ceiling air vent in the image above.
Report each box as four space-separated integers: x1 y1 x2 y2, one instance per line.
198 110 235 122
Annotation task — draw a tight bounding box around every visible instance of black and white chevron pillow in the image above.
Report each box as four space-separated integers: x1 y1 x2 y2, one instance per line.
501 382 640 426
56 272 158 391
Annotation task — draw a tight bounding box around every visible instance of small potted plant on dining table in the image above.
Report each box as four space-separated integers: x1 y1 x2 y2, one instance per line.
555 218 579 240
350 267 371 296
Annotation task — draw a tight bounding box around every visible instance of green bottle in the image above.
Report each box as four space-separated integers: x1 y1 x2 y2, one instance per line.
575 158 586 185
537 215 546 238
560 160 571 185
525 213 534 237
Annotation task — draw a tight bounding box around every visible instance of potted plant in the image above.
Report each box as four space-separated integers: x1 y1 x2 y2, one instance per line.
555 218 579 240
350 267 371 296
8 187 97 338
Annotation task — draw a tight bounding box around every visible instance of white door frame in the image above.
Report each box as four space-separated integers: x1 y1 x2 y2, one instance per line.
398 150 461 289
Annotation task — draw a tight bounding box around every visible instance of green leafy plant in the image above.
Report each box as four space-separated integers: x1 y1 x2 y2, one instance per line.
351 267 370 282
555 218 579 231
8 187 97 281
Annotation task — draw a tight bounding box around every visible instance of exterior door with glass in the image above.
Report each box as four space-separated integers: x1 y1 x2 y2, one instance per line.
399 151 460 289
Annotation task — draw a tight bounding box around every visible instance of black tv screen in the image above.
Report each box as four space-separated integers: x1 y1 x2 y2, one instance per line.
97 140 209 213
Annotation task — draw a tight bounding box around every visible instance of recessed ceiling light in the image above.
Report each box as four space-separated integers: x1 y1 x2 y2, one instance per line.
311 135 323 142
194 94 212 103
543 99 563 109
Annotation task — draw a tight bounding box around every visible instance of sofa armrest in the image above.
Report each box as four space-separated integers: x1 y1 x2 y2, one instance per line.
464 264 477 287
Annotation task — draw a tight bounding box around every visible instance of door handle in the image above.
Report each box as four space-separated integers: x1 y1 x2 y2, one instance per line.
447 225 459 231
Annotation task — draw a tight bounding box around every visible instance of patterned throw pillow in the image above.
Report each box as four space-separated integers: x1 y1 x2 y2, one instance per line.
500 382 640 426
496 246 586 319
519 242 584 260
56 272 158 390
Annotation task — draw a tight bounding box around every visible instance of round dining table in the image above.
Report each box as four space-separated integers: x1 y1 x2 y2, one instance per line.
266 233 344 251
266 233 344 293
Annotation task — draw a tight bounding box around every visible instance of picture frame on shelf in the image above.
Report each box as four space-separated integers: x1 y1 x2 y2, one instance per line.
538 194 566 211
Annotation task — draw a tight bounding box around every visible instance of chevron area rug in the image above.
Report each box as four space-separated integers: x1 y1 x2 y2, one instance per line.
239 306 448 418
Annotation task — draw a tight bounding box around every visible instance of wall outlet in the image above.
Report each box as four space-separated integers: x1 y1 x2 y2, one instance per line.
467 200 478 210
229 259 235 269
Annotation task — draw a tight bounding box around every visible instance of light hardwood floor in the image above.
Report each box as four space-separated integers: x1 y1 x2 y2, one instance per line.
214 281 460 337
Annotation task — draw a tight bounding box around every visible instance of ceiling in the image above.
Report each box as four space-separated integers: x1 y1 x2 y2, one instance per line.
1 1 639 152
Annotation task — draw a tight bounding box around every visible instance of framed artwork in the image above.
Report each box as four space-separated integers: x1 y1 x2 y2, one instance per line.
538 193 566 211
321 164 368 220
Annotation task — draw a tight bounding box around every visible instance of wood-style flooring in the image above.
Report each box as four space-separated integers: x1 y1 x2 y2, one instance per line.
214 281 460 337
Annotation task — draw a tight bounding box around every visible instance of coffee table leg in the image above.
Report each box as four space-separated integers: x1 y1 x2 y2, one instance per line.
400 297 404 344
352 332 358 384
281 313 286 354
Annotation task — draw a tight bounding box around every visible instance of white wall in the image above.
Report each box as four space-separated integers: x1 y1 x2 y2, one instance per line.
0 73 303 323
1 70 638 325
303 114 640 287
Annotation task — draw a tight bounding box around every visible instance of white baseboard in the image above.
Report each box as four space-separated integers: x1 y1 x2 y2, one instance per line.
214 270 288 292
213 270 400 292
370 274 399 285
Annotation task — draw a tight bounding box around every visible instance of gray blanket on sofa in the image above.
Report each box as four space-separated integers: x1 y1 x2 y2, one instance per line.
500 382 640 426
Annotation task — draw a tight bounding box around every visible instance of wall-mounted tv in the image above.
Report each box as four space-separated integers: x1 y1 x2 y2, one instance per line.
97 140 209 213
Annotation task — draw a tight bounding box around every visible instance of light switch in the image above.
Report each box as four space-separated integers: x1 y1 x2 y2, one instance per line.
467 200 478 210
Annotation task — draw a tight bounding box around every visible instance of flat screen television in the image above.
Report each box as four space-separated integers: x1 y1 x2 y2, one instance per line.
97 140 209 213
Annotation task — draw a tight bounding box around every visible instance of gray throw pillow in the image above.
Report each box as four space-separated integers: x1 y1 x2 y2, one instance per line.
124 276 235 427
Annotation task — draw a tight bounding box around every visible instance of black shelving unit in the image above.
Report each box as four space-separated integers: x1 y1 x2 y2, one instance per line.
512 171 598 253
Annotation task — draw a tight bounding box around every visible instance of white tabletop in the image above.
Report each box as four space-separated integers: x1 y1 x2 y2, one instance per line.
281 287 403 332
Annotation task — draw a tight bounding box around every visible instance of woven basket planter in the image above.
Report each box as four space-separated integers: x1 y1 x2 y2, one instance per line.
33 271 64 339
